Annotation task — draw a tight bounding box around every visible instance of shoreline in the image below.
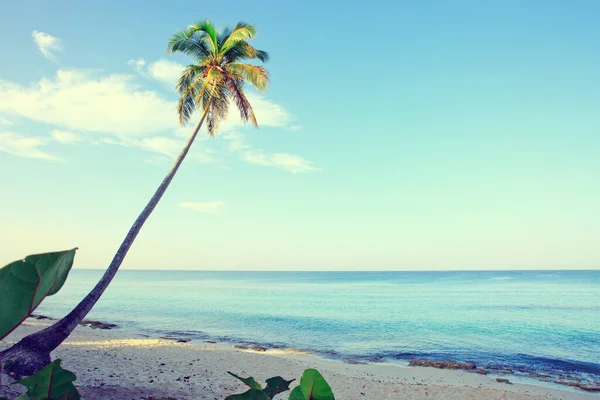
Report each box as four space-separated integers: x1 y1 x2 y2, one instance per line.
28 314 600 393
1 319 598 399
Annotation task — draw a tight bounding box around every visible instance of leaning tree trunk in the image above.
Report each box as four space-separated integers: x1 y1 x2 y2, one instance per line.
0 109 210 378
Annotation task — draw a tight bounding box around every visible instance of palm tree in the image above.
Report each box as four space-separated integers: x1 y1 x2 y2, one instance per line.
0 20 270 377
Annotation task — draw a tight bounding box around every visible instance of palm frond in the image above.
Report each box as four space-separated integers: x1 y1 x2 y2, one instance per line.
227 77 257 127
175 65 205 125
186 20 219 54
195 68 224 106
226 63 269 91
167 28 213 59
205 83 230 136
219 22 257 55
217 27 232 50
223 41 269 63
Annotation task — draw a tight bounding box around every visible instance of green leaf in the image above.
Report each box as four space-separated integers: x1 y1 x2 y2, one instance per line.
225 388 270 400
227 371 263 390
0 249 78 340
16 359 82 400
263 376 294 398
288 386 303 400
290 369 334 400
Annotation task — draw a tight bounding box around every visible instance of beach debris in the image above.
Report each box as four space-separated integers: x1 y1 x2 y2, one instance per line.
408 359 476 370
496 378 512 384
552 380 600 392
29 314 53 320
79 320 117 330
159 336 191 343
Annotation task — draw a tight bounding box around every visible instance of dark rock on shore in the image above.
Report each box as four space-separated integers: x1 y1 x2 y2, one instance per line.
79 320 118 330
30 314 54 320
234 344 249 350
409 359 476 370
553 380 600 392
251 346 267 352
496 378 512 384
475 369 489 375
159 336 191 343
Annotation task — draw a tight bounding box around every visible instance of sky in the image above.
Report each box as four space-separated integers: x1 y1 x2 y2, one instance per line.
0 0 599 271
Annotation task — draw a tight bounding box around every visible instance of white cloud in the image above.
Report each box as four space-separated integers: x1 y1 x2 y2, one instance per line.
51 129 81 144
146 59 184 87
242 150 319 174
96 135 217 164
32 31 62 61
222 132 249 152
0 70 175 136
127 58 146 73
0 131 62 161
0 58 304 168
179 201 227 214
222 132 319 174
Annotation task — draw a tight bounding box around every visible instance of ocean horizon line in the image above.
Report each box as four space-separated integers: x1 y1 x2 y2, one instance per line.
70 268 600 272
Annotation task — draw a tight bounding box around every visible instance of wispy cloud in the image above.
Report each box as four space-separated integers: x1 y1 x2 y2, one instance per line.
179 201 227 214
222 132 319 174
0 131 62 161
127 58 146 73
32 31 62 61
0 117 14 126
242 151 319 174
95 135 217 164
0 52 305 169
51 129 82 144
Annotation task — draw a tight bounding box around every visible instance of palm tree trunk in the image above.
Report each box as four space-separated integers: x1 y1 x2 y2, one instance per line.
0 109 210 378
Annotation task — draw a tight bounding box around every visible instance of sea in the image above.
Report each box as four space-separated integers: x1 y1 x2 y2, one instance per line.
35 270 600 387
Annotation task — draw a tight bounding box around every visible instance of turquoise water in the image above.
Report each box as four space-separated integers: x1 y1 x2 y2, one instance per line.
36 270 600 382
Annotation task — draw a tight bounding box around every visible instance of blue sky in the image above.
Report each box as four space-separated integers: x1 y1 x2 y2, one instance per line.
1 0 599 270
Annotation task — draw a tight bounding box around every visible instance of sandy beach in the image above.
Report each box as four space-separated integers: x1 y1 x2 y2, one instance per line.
1 319 596 400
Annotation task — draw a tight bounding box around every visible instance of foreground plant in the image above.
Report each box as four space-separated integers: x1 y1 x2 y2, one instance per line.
226 369 334 400
0 251 83 399
0 249 77 341
13 359 81 400
0 19 270 377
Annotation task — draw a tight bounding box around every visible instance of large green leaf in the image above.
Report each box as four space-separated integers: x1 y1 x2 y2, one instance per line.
225 388 270 400
263 376 294 398
288 369 334 400
227 371 263 390
288 386 303 400
16 359 82 400
0 249 77 340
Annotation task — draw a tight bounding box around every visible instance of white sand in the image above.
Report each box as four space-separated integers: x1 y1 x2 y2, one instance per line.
1 320 597 400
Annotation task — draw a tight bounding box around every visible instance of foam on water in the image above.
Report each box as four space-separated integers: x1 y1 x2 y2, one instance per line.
35 270 600 385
